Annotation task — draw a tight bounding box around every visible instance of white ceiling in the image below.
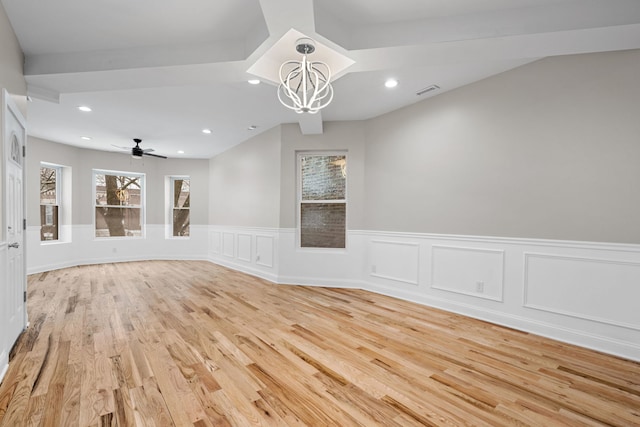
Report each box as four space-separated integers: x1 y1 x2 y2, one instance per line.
3 0 640 159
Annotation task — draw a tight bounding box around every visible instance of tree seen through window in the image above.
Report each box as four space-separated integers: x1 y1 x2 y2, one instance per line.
172 178 190 237
94 172 143 237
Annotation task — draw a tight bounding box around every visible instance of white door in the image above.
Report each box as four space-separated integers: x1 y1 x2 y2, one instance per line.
3 90 27 352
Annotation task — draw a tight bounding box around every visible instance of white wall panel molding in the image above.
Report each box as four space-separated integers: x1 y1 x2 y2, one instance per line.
237 233 252 263
207 225 279 283
256 235 275 268
523 252 640 331
431 245 504 302
277 228 365 287
222 232 235 258
369 240 420 285
358 230 640 253
209 231 221 254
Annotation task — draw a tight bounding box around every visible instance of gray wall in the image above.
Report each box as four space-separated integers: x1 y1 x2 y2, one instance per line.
207 121 366 230
27 137 210 226
23 49 640 245
0 3 26 110
364 49 640 243
1 2 27 239
208 49 640 244
209 125 282 227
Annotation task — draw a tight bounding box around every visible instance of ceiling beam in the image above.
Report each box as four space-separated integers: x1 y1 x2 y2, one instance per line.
258 0 316 37
298 112 323 135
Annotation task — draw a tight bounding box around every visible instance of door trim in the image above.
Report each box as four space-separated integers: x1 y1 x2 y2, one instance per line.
1 89 28 383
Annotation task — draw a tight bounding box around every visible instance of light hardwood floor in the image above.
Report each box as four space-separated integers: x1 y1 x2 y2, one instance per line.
0 261 638 426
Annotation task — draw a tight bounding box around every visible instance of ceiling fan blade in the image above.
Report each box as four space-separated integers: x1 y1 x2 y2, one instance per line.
143 152 167 159
111 144 130 150
142 148 155 153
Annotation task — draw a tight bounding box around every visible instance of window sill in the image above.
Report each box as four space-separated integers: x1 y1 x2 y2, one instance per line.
40 240 71 246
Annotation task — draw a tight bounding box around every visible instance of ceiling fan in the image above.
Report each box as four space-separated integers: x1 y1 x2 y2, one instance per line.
113 138 167 159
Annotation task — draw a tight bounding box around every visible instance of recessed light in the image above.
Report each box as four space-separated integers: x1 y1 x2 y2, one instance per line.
384 78 398 88
177 150 185 154
248 125 257 130
248 79 260 85
78 105 92 112
80 136 92 141
202 129 212 134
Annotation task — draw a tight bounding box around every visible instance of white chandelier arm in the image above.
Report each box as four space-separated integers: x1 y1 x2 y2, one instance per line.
278 61 304 111
278 41 334 114
306 61 332 107
301 55 309 108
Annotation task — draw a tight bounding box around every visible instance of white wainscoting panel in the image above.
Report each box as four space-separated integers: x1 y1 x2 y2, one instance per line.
222 232 235 258
208 226 280 283
277 229 365 288
210 231 221 254
27 224 209 274
363 231 640 361
370 240 420 285
26 222 640 362
524 253 640 331
431 245 504 301
256 235 274 268
237 234 252 263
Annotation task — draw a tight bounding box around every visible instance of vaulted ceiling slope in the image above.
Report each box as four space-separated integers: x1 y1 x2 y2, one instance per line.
3 0 640 158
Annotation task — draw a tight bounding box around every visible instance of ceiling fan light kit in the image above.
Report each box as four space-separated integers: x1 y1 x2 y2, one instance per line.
278 38 333 114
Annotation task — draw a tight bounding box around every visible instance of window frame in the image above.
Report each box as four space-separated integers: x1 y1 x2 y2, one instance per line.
296 151 348 251
168 175 190 239
39 163 61 242
93 169 146 239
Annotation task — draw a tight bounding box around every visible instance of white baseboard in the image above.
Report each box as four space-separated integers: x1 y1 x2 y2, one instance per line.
207 254 279 284
276 275 363 289
0 359 7 385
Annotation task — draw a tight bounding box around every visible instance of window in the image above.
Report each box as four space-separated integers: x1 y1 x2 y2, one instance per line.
170 177 190 237
94 170 144 238
40 164 60 241
10 134 21 165
298 153 347 248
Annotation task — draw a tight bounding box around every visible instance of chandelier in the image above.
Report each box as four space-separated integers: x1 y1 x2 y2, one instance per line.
278 38 333 114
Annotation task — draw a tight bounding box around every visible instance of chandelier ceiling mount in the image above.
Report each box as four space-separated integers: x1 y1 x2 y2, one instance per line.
278 38 333 114
295 38 315 55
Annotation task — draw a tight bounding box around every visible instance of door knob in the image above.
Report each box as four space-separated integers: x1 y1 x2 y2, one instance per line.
8 242 19 249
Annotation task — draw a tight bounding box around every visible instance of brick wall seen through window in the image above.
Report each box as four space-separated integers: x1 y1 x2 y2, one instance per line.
299 153 346 248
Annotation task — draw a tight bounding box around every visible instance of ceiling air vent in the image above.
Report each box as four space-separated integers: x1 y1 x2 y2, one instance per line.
416 85 440 96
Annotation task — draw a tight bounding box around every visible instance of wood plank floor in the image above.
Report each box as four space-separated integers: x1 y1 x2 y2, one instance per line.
0 261 639 426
